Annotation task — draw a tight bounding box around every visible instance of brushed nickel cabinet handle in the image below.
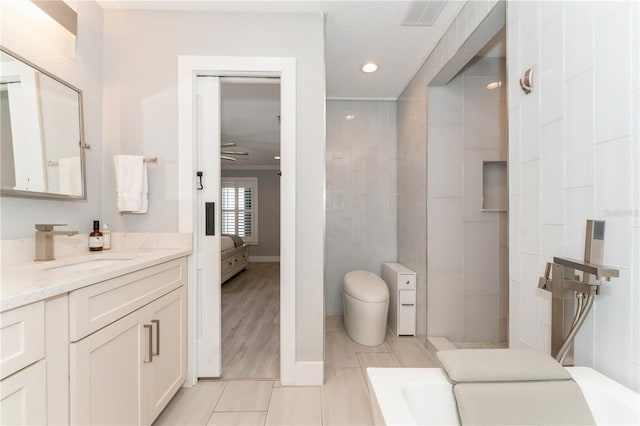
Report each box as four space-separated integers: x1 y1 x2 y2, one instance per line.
144 324 153 363
152 319 160 356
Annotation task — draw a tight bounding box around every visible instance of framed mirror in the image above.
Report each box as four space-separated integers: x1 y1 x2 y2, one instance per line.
0 47 86 200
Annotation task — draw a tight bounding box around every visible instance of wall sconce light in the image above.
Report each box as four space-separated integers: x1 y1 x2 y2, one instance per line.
31 1 77 36
520 68 533 94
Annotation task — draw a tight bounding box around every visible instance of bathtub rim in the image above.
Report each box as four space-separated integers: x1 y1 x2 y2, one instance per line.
366 366 640 426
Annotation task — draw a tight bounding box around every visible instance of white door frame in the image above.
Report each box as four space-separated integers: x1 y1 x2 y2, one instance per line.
178 56 296 386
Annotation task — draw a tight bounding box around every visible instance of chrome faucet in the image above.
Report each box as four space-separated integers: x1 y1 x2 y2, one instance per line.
35 224 79 261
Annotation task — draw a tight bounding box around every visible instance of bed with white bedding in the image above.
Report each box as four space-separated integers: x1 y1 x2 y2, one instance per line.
221 234 249 283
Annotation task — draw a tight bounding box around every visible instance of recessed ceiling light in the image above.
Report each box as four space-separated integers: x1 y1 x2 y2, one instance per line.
345 114 356 121
274 156 281 160
486 81 502 90
361 62 378 73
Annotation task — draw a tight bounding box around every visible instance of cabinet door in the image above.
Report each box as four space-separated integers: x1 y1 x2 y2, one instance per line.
70 306 148 426
0 301 45 380
0 360 46 425
398 290 416 336
147 286 187 422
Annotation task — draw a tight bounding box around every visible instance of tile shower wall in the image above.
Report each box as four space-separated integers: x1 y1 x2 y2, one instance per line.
427 57 508 343
507 1 640 391
398 1 502 341
326 100 397 315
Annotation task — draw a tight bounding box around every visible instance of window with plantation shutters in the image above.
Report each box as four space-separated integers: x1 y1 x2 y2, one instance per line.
221 178 258 244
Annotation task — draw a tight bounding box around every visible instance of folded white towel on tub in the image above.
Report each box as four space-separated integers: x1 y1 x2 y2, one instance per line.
114 155 148 213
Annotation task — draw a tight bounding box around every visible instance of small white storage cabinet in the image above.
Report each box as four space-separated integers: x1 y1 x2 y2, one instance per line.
69 257 187 425
382 263 416 336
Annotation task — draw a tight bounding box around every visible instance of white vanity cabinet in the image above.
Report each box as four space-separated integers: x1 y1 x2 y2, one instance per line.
0 360 47 425
1 296 70 425
69 257 187 426
70 301 147 425
147 286 187 420
0 302 46 425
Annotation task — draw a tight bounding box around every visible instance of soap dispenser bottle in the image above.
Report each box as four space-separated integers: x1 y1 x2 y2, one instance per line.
89 220 104 251
102 223 111 250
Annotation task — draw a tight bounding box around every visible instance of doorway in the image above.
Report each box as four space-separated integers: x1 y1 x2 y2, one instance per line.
177 56 296 386
219 78 282 379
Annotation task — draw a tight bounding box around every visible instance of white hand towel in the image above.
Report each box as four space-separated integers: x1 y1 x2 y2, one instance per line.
113 155 148 213
132 163 148 214
58 156 82 196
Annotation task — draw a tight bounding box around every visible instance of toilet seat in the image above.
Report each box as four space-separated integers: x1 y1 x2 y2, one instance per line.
343 270 388 302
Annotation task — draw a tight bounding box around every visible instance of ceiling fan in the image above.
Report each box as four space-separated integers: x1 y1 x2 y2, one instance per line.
221 142 248 161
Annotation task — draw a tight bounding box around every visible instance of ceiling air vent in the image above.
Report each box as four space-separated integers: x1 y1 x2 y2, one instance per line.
401 1 446 26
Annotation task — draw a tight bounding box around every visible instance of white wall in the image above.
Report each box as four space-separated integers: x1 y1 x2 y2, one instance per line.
325 100 397 316
507 1 640 391
427 57 508 343
0 1 104 239
102 10 325 363
398 1 502 341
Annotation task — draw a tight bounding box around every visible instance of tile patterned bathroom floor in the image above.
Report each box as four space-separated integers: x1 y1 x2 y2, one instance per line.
153 315 439 426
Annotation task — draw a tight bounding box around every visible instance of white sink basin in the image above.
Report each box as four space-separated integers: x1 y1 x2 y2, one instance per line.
45 258 132 272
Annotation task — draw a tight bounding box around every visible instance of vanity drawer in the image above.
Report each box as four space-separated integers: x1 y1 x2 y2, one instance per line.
0 301 45 380
69 257 187 342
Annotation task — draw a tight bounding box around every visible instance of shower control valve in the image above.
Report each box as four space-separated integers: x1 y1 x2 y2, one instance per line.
538 262 552 291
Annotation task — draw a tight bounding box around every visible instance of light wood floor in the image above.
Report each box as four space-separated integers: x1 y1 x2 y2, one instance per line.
154 315 438 426
221 262 280 380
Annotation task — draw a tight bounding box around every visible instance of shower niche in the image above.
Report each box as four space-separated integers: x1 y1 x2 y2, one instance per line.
481 161 507 212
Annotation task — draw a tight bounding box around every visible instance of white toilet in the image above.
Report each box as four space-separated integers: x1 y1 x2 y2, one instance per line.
342 270 389 346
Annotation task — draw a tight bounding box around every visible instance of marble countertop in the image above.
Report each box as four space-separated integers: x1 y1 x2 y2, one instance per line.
1 247 192 312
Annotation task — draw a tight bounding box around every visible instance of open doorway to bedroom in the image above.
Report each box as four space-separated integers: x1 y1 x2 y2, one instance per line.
219 78 281 379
